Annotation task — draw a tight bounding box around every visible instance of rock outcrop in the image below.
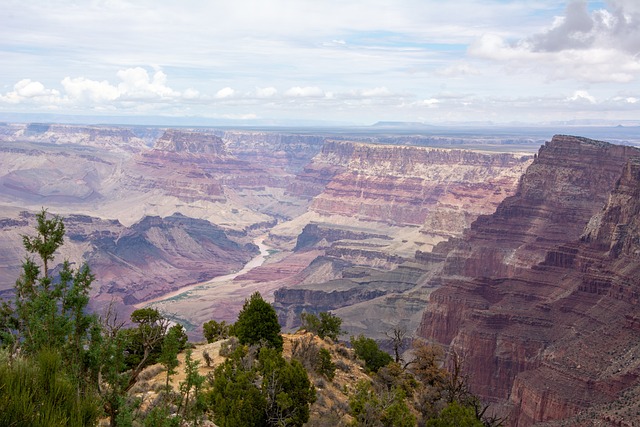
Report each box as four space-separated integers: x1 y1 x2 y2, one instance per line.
417 135 640 426
273 142 532 335
304 141 532 235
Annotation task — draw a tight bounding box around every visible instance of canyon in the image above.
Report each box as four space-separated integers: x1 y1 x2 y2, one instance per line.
1 122 639 425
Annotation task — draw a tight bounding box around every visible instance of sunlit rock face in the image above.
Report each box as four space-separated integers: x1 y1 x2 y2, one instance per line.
273 142 532 336
301 140 531 235
418 135 640 426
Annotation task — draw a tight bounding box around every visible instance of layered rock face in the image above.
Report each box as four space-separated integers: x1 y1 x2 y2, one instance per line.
0 211 259 315
417 136 640 425
0 127 325 313
304 141 531 234
273 142 532 335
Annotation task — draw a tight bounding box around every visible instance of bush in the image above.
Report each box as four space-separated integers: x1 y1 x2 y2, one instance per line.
209 346 316 427
203 320 231 343
426 401 484 427
350 335 393 373
291 335 319 370
300 312 343 341
0 350 101 427
317 348 336 381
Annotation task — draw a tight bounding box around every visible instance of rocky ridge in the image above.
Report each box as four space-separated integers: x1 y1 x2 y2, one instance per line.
417 135 640 425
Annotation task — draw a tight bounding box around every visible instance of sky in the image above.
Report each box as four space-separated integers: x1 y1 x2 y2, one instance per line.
0 0 639 126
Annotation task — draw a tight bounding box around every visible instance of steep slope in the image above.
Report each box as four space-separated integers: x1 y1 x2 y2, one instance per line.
0 211 259 319
417 136 640 426
273 143 532 336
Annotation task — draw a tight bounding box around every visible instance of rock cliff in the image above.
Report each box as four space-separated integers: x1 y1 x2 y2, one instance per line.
306 141 531 233
274 142 532 336
417 135 640 426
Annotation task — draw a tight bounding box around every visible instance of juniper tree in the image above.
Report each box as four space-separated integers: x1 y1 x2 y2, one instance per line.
234 292 283 351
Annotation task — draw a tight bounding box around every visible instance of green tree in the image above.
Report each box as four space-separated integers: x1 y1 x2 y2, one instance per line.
178 349 206 426
158 326 180 395
426 401 484 427
209 345 315 427
121 308 170 388
203 319 231 343
317 347 336 381
209 346 268 427
234 292 283 351
9 209 98 374
351 334 393 373
300 311 343 341
259 347 316 426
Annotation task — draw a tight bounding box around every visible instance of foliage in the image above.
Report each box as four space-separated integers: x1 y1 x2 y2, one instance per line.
259 346 317 426
351 334 393 373
425 401 484 427
5 209 99 379
234 292 283 351
159 325 181 395
376 362 418 398
0 349 100 427
317 347 336 381
210 348 267 426
348 380 415 427
209 345 316 427
300 311 343 341
143 406 181 427
203 319 231 343
178 349 206 426
121 308 170 374
408 340 447 388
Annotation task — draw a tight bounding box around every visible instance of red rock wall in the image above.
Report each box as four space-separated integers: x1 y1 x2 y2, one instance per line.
303 140 532 231
418 136 640 426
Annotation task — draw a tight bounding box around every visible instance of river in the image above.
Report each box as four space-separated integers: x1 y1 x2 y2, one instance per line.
134 236 272 309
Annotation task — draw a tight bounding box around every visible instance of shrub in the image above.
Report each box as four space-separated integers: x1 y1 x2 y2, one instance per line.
300 312 343 341
203 319 231 343
317 348 336 381
350 334 393 373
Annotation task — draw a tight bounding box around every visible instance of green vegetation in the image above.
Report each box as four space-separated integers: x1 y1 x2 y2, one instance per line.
351 334 394 373
0 349 100 427
202 319 231 343
300 311 343 340
209 345 316 426
348 380 415 427
426 402 484 427
234 291 283 351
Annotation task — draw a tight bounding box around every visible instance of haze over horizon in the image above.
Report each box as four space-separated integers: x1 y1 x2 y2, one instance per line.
1 0 639 126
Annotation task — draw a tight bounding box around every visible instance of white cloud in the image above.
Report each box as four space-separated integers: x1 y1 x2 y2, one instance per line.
215 87 235 99
360 87 392 97
116 68 180 100
61 77 119 102
435 62 481 77
182 88 200 99
2 2 640 123
468 1 640 84
567 90 596 104
417 98 440 107
0 79 61 104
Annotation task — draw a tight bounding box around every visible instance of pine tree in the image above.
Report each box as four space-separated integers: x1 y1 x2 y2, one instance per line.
234 292 283 351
